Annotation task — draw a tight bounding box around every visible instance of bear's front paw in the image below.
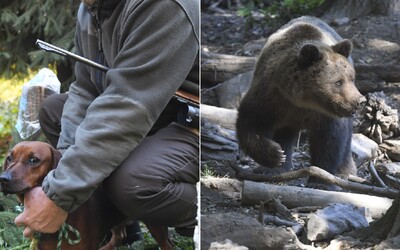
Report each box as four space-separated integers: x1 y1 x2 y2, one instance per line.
270 141 287 165
278 150 287 163
260 141 286 167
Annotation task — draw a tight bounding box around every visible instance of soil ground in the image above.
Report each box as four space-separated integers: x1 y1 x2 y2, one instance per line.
200 3 400 248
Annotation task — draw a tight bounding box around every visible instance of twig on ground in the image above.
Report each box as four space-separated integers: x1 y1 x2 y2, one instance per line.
258 201 264 224
263 214 299 227
348 174 372 185
290 206 323 213
368 160 388 188
265 198 292 219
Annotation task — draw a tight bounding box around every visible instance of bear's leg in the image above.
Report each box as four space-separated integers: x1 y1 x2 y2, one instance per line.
236 110 285 168
273 127 299 172
338 145 357 177
308 117 354 184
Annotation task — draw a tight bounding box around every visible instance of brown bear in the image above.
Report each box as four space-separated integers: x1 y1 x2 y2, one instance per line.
236 16 365 179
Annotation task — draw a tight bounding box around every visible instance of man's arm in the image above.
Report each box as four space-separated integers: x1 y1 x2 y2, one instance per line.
14 187 68 238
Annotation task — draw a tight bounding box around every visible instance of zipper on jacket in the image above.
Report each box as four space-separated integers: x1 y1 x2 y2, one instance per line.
94 1 105 93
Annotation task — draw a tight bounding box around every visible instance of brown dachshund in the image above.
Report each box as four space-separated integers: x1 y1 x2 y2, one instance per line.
0 141 173 250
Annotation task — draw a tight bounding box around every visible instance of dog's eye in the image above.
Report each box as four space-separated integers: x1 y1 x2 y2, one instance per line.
5 156 12 163
28 157 40 165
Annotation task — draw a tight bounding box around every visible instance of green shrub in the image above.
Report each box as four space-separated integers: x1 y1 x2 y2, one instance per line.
0 1 78 77
267 0 325 21
0 194 30 249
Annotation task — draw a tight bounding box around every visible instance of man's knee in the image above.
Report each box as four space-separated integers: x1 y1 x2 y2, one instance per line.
39 93 67 147
103 123 199 226
39 93 66 126
104 171 197 226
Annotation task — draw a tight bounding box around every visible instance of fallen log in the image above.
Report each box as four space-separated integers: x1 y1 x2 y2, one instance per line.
201 51 256 87
201 51 400 90
242 180 393 219
200 104 237 130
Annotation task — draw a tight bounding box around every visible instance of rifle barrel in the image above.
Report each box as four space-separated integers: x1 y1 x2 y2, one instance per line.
36 39 110 72
35 39 199 127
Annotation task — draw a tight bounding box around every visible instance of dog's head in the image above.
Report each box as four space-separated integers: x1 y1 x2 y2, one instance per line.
0 141 61 199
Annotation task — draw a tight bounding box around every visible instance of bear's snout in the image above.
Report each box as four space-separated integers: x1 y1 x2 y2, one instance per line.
356 95 367 108
344 84 365 111
350 91 366 109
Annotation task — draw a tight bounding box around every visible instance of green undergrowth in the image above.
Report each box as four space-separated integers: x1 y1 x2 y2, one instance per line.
0 193 30 249
123 226 195 250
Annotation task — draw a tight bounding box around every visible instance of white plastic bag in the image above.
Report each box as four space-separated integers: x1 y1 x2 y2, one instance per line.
15 68 60 140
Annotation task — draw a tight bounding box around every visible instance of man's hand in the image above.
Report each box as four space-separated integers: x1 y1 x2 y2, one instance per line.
14 187 68 238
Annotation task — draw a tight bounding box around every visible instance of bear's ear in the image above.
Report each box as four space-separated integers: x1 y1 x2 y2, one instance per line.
332 39 352 58
298 44 321 68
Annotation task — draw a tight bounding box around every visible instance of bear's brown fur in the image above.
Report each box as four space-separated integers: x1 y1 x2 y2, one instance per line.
236 16 365 178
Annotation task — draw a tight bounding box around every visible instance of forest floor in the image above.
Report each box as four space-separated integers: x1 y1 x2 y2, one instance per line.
200 3 400 249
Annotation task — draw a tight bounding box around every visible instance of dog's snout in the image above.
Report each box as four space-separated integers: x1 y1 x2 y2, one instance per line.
0 173 12 183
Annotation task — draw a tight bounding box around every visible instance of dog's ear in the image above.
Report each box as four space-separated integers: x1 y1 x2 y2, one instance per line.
49 146 62 170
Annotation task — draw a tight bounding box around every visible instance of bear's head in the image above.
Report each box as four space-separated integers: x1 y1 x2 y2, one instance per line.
292 39 365 117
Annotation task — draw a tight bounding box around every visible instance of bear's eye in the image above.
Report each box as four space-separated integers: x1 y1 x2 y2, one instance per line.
335 80 343 86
